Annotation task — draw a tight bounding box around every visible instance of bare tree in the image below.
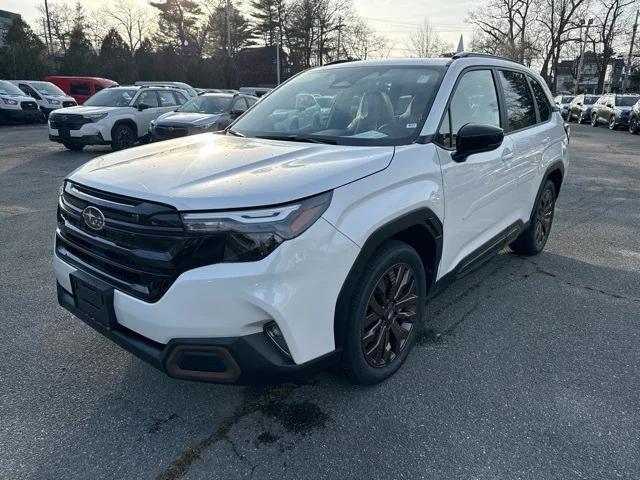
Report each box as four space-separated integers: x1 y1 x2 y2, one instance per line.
408 19 447 57
468 0 538 62
105 0 155 57
342 17 391 60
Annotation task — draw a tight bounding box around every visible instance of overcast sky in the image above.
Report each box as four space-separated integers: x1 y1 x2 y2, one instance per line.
3 0 475 56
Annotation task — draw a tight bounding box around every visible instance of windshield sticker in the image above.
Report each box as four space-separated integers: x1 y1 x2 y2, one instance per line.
417 75 431 84
406 123 417 129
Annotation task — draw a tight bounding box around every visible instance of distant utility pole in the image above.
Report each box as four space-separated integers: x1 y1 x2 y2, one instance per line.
276 39 281 85
574 18 593 95
226 0 232 57
336 16 343 60
44 0 53 57
622 9 639 93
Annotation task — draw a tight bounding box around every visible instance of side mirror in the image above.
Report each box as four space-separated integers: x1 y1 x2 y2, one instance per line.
452 123 504 163
606 103 613 108
230 109 243 118
137 103 150 111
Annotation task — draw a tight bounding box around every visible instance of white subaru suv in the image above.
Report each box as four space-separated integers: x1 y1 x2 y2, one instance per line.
48 85 189 151
54 54 569 384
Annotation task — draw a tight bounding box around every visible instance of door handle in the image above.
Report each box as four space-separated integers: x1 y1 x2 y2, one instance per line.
501 148 514 161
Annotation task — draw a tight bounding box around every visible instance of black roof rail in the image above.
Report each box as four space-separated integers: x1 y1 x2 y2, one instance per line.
452 51 524 66
325 58 361 66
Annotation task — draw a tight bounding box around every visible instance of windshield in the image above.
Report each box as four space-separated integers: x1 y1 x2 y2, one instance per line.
561 96 575 103
231 65 446 146
84 88 137 107
31 81 66 96
584 95 599 104
179 95 232 114
617 96 639 107
0 81 25 96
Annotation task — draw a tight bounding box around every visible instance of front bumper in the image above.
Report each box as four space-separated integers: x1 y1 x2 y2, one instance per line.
57 282 338 383
54 217 360 382
49 133 109 145
1 108 41 121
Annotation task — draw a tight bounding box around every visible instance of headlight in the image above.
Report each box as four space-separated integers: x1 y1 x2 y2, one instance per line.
47 98 61 105
194 122 216 130
181 191 332 261
84 113 108 121
2 98 18 105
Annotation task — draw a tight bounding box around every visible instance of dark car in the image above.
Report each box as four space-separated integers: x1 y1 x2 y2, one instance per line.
628 99 640 134
554 95 575 119
567 94 600 123
150 93 257 141
591 94 640 130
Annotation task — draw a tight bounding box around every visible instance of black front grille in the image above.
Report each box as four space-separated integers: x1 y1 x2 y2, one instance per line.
50 113 92 130
154 125 189 139
57 182 228 302
21 101 38 111
62 101 76 107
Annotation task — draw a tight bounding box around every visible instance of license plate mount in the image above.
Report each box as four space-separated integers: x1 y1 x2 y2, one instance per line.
70 271 117 330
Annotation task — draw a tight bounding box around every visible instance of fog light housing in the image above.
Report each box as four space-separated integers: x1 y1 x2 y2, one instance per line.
264 321 291 358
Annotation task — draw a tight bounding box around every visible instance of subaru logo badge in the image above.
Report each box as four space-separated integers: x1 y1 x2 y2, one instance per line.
82 206 105 231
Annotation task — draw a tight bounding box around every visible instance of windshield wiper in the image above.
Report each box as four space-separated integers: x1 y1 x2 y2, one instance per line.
226 128 245 137
255 134 337 145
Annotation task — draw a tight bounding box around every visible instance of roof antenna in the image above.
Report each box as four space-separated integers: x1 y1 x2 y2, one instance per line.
456 35 465 54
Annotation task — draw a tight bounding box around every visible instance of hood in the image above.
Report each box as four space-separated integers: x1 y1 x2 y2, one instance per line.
44 94 75 102
616 106 632 112
1 94 34 103
156 111 223 126
68 134 394 210
51 106 123 116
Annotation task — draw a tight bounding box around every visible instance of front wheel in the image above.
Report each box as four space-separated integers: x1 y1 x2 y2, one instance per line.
591 114 599 127
578 111 585 124
341 240 426 384
510 180 556 256
629 116 639 134
111 124 136 151
608 116 617 130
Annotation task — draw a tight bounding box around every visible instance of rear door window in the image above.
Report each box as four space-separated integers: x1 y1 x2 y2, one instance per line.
498 70 537 131
158 91 177 107
137 91 159 108
70 82 91 96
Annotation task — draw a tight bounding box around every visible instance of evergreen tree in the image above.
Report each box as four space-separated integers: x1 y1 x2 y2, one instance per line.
61 26 97 75
99 29 131 82
0 18 48 79
250 0 279 46
149 0 203 55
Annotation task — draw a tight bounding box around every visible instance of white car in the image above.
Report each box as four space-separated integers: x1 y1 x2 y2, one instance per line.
48 85 189 151
54 54 569 384
0 80 41 123
10 80 76 117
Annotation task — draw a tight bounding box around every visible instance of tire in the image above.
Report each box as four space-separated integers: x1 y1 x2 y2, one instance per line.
63 142 84 151
510 179 556 256
608 116 617 130
111 124 136 151
341 240 427 384
591 113 599 127
578 111 585 124
629 116 639 134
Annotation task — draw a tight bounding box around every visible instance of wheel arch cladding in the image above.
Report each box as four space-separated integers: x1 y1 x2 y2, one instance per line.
333 208 443 350
546 164 564 197
111 119 138 138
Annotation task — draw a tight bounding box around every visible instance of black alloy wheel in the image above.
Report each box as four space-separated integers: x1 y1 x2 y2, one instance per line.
112 124 136 151
362 263 418 368
534 186 555 251
629 117 639 134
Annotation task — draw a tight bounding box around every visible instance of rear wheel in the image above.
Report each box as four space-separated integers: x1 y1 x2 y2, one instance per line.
341 240 426 384
63 142 84 151
510 180 556 256
629 116 639 134
111 124 136 151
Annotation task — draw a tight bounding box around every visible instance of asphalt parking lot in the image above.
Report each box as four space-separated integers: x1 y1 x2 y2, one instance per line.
1 122 639 480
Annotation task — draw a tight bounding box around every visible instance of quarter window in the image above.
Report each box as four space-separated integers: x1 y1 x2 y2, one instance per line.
498 70 537 131
529 77 551 122
437 69 500 148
